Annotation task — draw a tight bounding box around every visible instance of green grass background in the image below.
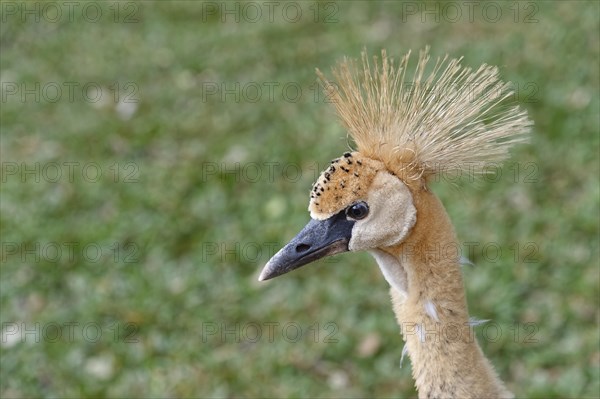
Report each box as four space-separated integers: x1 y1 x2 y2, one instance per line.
1 1 599 397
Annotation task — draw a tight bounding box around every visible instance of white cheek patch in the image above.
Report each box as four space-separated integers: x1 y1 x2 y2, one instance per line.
348 172 416 251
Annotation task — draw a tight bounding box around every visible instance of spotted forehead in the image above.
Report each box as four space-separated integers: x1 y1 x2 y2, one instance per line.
308 152 385 220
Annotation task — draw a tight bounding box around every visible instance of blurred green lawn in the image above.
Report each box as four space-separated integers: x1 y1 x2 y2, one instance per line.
1 1 599 397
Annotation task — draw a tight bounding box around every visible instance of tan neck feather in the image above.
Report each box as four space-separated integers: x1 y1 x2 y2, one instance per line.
382 187 513 399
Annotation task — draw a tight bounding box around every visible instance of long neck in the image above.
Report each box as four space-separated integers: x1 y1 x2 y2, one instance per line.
374 188 513 399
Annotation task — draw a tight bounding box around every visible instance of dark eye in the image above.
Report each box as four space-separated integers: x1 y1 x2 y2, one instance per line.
346 201 369 220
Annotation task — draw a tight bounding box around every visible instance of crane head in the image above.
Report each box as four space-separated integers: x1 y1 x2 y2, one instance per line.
258 151 417 281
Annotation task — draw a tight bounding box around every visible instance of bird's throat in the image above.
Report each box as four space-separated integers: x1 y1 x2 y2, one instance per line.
375 189 513 398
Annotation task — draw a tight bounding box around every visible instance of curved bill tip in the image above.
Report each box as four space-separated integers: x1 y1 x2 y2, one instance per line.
257 265 274 282
258 260 276 281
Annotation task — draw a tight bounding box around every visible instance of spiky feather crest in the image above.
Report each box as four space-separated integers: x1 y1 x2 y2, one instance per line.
316 48 532 181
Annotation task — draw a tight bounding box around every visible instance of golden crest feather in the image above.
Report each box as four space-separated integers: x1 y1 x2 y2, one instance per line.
316 48 533 180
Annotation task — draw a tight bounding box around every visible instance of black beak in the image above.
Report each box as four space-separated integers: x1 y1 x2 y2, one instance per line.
258 211 354 281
